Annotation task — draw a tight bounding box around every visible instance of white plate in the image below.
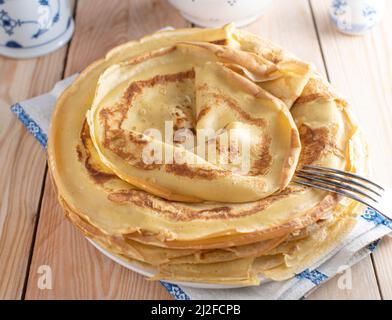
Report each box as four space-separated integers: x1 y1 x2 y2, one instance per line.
87 238 267 289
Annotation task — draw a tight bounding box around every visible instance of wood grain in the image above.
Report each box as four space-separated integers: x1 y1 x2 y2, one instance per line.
0 31 73 299
25 0 187 300
372 237 392 299
311 0 392 300
308 255 381 300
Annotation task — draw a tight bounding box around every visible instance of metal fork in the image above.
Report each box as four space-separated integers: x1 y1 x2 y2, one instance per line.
294 164 392 220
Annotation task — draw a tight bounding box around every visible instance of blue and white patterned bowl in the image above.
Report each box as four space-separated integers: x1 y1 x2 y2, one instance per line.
330 0 385 35
0 0 74 59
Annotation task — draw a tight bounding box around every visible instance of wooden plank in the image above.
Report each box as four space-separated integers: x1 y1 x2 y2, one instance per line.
0 6 74 297
25 0 187 300
308 256 381 300
311 0 392 300
245 0 380 300
372 237 392 299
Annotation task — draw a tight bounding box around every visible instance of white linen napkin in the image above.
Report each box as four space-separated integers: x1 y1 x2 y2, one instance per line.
11 75 392 301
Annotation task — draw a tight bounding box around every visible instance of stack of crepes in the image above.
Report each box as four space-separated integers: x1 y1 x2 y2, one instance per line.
48 25 369 285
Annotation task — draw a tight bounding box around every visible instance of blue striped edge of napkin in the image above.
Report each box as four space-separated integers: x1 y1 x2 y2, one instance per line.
11 102 48 148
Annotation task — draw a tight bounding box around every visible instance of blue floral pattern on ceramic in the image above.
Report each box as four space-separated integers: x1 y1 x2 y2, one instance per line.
0 0 62 47
363 4 377 18
0 9 17 35
0 0 73 55
332 0 348 15
330 0 384 35
227 0 237 6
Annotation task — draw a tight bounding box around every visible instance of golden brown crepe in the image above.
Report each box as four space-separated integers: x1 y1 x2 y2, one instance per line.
48 24 368 285
87 41 308 202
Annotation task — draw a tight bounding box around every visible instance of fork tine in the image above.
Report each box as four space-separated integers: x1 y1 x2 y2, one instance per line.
297 169 382 197
303 165 384 191
293 178 380 214
296 173 379 202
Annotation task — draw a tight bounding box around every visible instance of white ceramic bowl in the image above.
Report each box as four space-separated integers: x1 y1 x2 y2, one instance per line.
0 0 74 59
329 0 385 35
168 0 273 28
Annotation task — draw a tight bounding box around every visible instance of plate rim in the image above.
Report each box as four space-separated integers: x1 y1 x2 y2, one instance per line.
86 237 265 290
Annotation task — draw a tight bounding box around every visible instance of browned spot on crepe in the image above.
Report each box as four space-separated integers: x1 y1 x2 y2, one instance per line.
194 85 273 177
299 124 329 165
210 39 228 46
76 144 83 162
298 124 343 166
165 163 228 180
196 106 211 123
78 121 116 184
211 92 267 128
295 93 334 105
250 134 272 176
107 186 301 222
291 128 301 149
97 70 195 169
123 69 195 105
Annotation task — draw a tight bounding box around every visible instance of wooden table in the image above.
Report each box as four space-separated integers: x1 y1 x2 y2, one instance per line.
1 0 391 300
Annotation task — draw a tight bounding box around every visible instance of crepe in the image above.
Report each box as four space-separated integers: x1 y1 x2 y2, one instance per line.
48 24 368 285
87 42 306 202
